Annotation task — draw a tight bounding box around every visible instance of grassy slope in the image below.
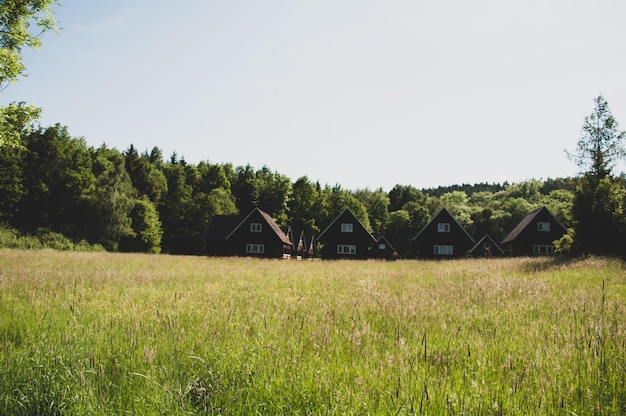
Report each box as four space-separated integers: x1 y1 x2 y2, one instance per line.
0 250 624 415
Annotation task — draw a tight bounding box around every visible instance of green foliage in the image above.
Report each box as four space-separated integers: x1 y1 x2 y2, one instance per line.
0 1 58 148
120 198 163 254
567 95 626 179
89 145 136 251
0 224 105 251
0 0 58 87
0 102 42 149
568 97 626 257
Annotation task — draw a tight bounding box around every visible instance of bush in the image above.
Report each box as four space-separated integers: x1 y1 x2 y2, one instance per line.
0 225 106 252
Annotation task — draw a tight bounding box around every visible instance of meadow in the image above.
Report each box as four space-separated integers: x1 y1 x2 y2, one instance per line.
0 250 624 415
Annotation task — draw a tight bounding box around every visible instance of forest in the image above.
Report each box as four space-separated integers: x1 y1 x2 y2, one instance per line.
0 122 582 256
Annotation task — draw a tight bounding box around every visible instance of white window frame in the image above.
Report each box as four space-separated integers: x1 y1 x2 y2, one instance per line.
537 222 550 232
250 223 262 232
434 245 454 255
246 243 264 254
437 223 450 233
378 243 386 250
533 244 554 255
337 244 357 255
340 223 354 233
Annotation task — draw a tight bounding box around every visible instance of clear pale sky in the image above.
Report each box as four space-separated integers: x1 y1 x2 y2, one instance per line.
3 0 626 190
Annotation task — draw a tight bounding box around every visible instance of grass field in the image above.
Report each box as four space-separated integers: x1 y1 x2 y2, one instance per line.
0 250 624 415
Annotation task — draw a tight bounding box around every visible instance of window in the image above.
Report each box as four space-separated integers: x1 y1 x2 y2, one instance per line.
533 245 554 255
246 244 264 254
379 244 386 250
437 223 450 232
250 223 262 232
337 245 357 255
434 245 453 255
537 222 550 232
340 223 353 233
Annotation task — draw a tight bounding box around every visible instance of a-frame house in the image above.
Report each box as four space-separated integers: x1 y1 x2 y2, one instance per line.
202 208 292 258
369 235 399 260
316 208 376 260
468 234 505 258
412 207 475 259
500 206 567 256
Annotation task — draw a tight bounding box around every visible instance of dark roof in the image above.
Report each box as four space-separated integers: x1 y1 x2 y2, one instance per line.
375 236 398 253
413 207 475 243
202 215 244 241
468 234 505 256
500 206 570 244
226 207 292 246
317 207 376 242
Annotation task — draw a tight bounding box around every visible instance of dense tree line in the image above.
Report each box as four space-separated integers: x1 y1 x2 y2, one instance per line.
0 123 584 256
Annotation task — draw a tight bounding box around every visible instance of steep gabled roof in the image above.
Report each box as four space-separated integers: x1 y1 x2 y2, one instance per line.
202 214 244 241
226 207 292 245
500 206 568 245
317 207 376 242
375 235 398 253
413 207 475 243
501 206 543 244
468 234 505 256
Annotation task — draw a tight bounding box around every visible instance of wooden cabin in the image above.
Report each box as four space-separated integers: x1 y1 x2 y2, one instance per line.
317 208 376 260
412 207 475 259
500 206 567 256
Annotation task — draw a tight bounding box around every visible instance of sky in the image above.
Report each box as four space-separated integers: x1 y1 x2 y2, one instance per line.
3 0 626 191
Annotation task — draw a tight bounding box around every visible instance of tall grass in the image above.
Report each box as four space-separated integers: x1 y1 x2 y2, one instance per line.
0 250 624 414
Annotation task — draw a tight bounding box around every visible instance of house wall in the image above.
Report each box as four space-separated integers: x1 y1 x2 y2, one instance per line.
414 210 475 259
318 210 376 260
503 210 567 256
227 211 290 258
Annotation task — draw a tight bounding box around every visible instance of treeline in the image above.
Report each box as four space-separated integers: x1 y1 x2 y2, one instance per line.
0 123 582 256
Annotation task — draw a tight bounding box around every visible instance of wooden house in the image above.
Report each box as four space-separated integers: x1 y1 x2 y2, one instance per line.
316 208 376 260
500 206 567 256
202 214 244 256
369 236 399 260
468 234 505 258
202 208 292 258
412 207 475 258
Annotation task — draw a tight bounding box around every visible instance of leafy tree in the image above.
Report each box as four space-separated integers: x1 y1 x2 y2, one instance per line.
0 0 58 148
567 96 626 179
120 198 163 253
231 164 258 213
386 210 412 257
388 184 424 211
124 145 167 203
158 159 195 254
14 125 95 239
88 145 136 250
0 140 25 221
288 176 323 235
354 188 390 237
254 166 291 224
568 96 626 256
0 102 42 148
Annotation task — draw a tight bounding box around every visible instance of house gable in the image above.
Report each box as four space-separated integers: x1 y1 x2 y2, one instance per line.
202 214 244 256
226 208 292 258
501 206 567 256
369 235 399 260
412 207 475 258
317 208 376 259
468 234 505 257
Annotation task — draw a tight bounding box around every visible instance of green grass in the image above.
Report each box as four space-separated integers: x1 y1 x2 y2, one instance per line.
0 250 624 415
